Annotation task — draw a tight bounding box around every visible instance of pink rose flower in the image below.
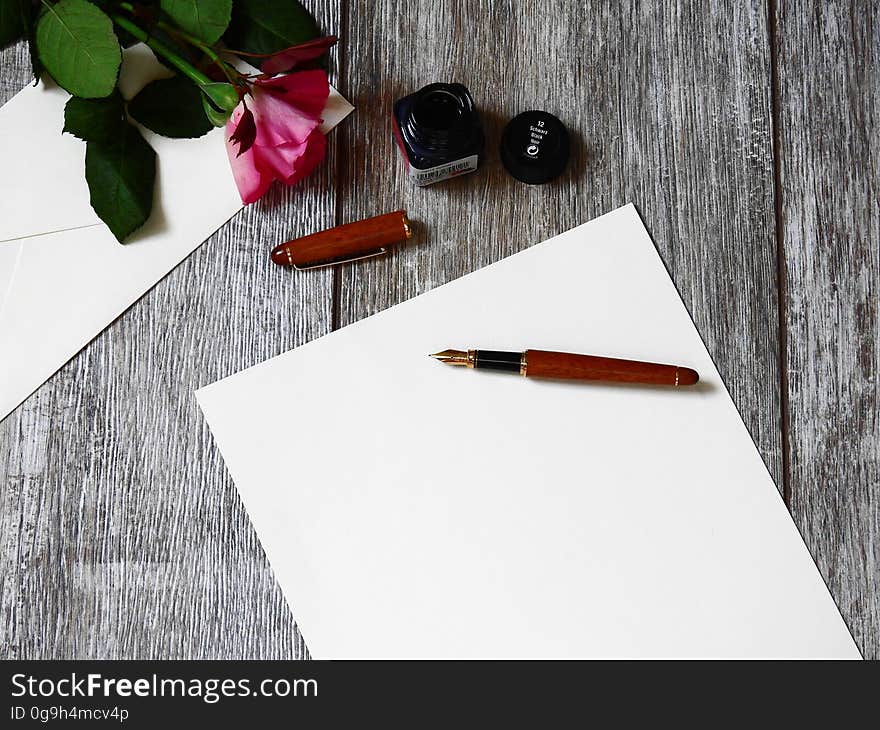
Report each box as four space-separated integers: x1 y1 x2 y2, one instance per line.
225 68 330 204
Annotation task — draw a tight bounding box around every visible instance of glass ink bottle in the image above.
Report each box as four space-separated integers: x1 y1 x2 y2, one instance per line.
392 83 484 187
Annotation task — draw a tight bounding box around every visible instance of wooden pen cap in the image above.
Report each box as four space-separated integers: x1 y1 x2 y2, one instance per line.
271 210 413 269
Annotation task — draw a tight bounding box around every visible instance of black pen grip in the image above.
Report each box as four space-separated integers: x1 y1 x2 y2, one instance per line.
473 350 522 373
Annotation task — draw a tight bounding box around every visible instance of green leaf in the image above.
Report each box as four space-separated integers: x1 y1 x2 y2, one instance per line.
0 0 27 49
202 95 230 127
129 75 213 138
35 0 122 98
224 0 319 61
0 0 41 81
85 122 157 242
26 33 43 84
160 0 232 45
63 91 126 141
199 81 239 113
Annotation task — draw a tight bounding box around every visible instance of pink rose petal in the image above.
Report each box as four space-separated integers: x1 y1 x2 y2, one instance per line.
225 70 331 204
253 69 329 120
261 36 338 76
253 130 327 186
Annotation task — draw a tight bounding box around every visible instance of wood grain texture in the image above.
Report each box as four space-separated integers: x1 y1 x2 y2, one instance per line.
272 210 411 267
775 0 879 657
524 350 700 386
1 0 877 659
0 0 343 659
336 0 781 471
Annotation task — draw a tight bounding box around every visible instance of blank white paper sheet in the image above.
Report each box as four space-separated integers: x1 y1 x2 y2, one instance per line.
196 205 859 658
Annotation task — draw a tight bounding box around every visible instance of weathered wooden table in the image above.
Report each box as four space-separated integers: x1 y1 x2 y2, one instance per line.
1 1 877 658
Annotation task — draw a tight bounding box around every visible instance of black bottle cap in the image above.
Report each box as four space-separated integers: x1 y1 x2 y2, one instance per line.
500 110 569 184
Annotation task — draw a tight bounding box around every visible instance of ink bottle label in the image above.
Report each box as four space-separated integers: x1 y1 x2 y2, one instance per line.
392 83 484 187
408 154 479 186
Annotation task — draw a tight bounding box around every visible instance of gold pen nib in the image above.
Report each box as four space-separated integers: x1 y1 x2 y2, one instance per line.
429 349 470 366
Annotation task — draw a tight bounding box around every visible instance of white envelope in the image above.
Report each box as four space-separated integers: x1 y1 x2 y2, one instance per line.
197 205 860 658
0 45 353 420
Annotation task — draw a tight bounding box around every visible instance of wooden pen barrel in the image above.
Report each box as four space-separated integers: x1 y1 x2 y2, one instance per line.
524 350 699 386
271 210 412 267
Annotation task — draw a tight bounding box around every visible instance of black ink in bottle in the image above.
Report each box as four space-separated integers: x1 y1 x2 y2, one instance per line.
392 83 484 186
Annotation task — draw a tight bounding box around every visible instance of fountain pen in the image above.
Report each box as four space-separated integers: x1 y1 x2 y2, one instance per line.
429 348 699 386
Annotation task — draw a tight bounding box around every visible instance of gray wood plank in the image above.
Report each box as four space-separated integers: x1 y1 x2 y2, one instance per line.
336 3 781 471
0 0 343 658
775 0 879 658
9 0 875 661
